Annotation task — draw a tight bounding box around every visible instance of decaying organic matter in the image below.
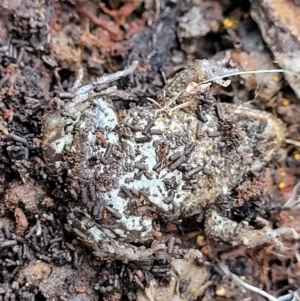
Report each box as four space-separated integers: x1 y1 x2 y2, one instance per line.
42 59 286 261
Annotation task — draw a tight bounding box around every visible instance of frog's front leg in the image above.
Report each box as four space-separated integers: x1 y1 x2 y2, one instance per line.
204 209 299 249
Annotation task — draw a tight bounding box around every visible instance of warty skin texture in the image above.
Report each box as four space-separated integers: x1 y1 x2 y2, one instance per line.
42 60 285 250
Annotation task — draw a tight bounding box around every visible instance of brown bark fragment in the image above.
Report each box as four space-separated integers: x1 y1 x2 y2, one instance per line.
14 207 28 235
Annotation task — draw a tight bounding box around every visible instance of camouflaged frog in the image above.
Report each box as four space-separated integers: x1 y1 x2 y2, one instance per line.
42 59 287 259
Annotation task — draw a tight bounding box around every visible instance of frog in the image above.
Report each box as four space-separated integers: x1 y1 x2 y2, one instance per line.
42 58 288 260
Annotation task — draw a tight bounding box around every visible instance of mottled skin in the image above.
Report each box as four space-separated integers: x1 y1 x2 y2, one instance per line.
42 60 285 258
163 59 240 101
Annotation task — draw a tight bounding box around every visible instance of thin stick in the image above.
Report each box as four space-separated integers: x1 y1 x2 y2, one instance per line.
164 91 183 109
200 69 297 86
147 97 163 109
283 182 300 208
218 263 280 301
278 292 295 301
169 100 195 113
285 139 300 147
96 61 139 86
72 67 84 90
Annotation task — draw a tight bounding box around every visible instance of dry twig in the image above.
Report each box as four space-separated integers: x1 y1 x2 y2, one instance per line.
218 263 281 301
